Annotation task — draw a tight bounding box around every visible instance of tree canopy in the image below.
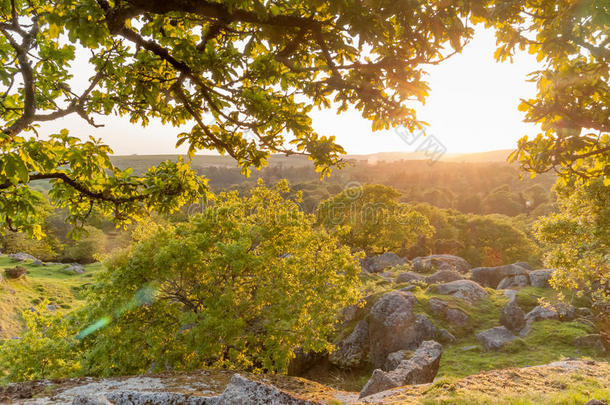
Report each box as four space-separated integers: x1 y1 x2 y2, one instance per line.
0 0 607 234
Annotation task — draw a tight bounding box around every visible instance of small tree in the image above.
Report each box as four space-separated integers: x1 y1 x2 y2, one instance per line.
317 184 433 256
78 180 361 376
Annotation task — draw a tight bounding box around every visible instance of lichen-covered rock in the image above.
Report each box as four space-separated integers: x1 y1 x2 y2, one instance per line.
217 374 320 405
476 326 516 350
497 274 529 290
330 320 369 368
395 271 425 284
500 299 526 332
368 291 437 368
359 341 442 398
411 255 471 274
529 269 555 288
104 390 212 404
360 253 406 273
424 270 464 284
471 264 529 289
435 280 487 304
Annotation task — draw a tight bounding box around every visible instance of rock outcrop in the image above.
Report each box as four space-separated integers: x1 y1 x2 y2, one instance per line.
411 255 471 274
367 291 436 368
359 341 442 398
361 253 406 273
471 264 529 289
434 280 488 304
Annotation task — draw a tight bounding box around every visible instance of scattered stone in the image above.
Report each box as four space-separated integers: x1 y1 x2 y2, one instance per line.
573 334 606 353
497 274 529 289
437 329 456 344
445 308 471 327
8 252 37 262
500 299 526 333
368 291 435 368
476 326 516 350
63 264 86 274
424 270 464 284
435 280 488 304
4 265 27 279
47 304 59 311
359 341 442 398
360 253 406 273
31 259 44 266
471 264 529 289
330 320 369 368
411 255 471 274
395 271 425 284
529 269 555 288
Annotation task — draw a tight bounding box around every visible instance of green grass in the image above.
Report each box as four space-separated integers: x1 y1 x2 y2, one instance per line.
0 256 103 339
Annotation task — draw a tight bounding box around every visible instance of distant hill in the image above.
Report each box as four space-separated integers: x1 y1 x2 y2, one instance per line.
111 149 515 171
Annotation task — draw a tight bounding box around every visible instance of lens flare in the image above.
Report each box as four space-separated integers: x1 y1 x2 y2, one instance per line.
76 285 157 339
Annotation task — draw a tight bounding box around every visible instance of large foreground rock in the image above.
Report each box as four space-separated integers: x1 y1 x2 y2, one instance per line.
368 291 436 368
330 320 369 368
73 374 321 405
411 255 471 274
434 280 487 304
471 264 529 289
361 253 406 273
359 341 442 398
476 326 516 350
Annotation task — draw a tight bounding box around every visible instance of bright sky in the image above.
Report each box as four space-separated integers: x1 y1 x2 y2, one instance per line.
38 26 542 156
